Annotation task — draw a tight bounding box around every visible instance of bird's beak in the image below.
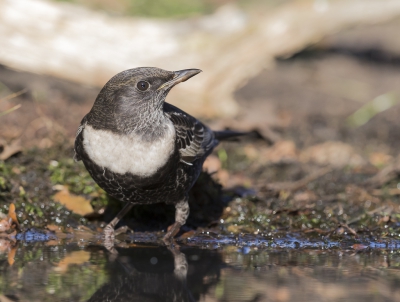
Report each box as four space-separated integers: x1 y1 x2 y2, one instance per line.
157 69 202 91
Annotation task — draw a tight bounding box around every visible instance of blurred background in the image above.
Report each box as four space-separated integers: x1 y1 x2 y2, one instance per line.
2 1 400 301
2 0 400 218
1 0 400 158
1 0 400 212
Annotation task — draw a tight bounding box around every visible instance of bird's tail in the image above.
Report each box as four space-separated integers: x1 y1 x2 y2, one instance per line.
213 130 250 141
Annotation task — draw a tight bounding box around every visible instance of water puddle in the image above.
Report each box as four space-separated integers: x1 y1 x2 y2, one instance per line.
1 232 400 301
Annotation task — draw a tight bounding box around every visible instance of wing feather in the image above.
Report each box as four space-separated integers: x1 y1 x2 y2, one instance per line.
164 103 217 165
73 117 87 162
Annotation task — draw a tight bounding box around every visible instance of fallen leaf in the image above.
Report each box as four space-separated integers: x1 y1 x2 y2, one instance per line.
275 287 290 302
70 225 97 240
54 250 91 273
46 224 61 232
300 141 365 168
335 227 345 235
379 215 391 224
203 155 221 173
369 152 392 168
11 167 21 175
262 140 298 164
293 191 317 203
52 184 66 191
7 246 17 266
0 139 22 160
53 188 93 216
215 169 230 187
0 295 18 302
8 203 19 228
227 225 240 233
279 190 291 201
45 240 61 246
372 188 400 196
303 228 329 234
346 185 380 205
0 217 12 233
352 244 368 250
243 144 259 160
0 239 13 253
75 225 96 233
180 230 196 239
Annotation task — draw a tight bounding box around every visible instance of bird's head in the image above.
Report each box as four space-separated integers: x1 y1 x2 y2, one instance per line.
88 67 201 132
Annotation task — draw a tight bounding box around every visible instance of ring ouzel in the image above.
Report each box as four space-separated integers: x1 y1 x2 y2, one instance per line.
74 67 241 242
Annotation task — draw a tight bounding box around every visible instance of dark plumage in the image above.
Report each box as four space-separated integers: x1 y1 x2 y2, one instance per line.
74 67 240 242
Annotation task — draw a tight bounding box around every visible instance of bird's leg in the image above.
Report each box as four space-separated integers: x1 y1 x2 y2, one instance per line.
103 202 134 239
103 202 135 253
165 245 189 282
170 246 188 281
163 196 189 244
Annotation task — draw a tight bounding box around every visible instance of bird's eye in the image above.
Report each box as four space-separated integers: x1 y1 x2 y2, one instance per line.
137 81 150 91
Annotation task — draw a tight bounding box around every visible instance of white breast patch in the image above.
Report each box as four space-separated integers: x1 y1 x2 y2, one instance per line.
82 124 176 177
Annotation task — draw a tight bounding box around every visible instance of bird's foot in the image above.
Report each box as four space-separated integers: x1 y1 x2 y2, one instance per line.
103 224 133 253
103 223 115 239
103 224 132 238
114 225 133 236
103 223 118 254
163 222 182 245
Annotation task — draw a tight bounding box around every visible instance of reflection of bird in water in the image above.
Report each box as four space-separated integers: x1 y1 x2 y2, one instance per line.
74 67 244 243
87 245 221 302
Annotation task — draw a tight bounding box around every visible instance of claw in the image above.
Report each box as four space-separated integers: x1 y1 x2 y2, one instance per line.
163 222 182 244
103 223 133 253
103 223 115 239
103 223 117 253
114 226 132 236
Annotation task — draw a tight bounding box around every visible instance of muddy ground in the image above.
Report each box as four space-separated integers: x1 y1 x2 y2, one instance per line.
1 21 400 248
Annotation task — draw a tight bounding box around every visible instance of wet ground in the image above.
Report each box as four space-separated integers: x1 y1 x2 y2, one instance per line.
2 19 400 301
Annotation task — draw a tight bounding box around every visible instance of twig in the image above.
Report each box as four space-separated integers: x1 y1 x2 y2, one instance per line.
0 104 22 117
264 166 332 192
341 223 357 236
364 155 400 187
372 188 400 196
0 88 27 119
0 89 28 103
347 205 390 225
0 139 22 160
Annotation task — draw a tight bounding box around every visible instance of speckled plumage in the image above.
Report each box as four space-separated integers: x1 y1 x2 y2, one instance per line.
75 103 215 206
74 67 231 241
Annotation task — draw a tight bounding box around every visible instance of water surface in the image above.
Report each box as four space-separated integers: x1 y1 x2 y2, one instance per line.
1 234 400 301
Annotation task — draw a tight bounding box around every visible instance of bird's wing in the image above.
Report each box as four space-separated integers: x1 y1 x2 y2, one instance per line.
164 103 217 165
73 117 87 162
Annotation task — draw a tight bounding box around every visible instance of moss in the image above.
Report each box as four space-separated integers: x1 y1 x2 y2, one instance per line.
127 0 212 18
56 0 212 18
48 158 109 209
0 144 398 240
0 148 86 229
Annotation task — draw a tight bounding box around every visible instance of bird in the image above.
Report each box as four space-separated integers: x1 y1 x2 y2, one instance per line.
74 67 242 242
